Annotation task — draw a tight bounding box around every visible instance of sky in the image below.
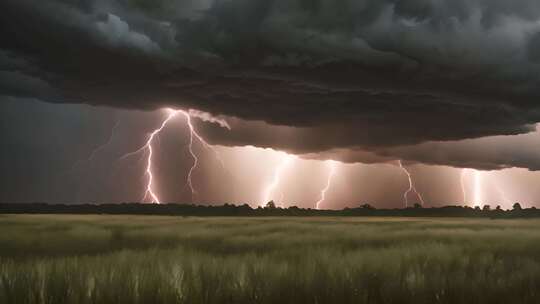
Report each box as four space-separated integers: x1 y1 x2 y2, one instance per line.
2 0 540 209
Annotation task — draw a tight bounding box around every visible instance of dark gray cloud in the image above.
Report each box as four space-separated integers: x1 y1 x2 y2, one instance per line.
302 131 540 172
3 0 540 170
193 117 540 171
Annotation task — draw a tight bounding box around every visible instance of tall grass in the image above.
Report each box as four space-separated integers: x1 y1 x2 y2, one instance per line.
1 215 540 303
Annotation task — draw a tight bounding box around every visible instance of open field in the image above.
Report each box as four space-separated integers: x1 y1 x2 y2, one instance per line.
2 215 540 304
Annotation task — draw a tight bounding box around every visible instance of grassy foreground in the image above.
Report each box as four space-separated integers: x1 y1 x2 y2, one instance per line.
1 215 540 304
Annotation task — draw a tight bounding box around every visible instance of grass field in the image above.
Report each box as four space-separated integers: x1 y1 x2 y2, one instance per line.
2 215 540 304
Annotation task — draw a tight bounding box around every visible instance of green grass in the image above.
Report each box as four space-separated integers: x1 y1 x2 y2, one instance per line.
2 215 540 303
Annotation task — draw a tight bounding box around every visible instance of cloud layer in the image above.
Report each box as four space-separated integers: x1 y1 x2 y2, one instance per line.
3 0 540 169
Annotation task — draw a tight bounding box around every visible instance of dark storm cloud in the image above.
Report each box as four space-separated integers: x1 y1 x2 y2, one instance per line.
3 0 540 169
300 130 540 171
377 131 540 171
193 118 540 171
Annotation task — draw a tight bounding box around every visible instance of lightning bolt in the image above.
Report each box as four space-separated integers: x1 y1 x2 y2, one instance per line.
122 109 228 204
87 121 121 162
261 154 293 207
71 120 120 170
141 111 179 204
460 169 468 204
315 160 337 210
398 160 425 207
183 111 226 171
488 174 514 208
472 169 482 207
463 169 512 208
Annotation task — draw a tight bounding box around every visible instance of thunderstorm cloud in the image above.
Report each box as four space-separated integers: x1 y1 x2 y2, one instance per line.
3 0 540 170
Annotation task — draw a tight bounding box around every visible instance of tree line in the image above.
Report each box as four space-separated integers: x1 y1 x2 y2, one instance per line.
0 201 538 218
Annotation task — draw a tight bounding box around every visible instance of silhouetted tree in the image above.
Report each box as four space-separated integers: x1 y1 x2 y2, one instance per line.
496 205 502 211
513 203 522 211
474 206 481 211
413 203 422 209
482 205 491 211
360 203 375 210
265 201 276 209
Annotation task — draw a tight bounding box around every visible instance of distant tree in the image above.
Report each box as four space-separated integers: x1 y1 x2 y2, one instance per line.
239 204 251 211
513 203 522 211
265 201 276 209
360 203 375 210
495 205 502 211
413 203 422 209
474 206 481 211
482 205 491 211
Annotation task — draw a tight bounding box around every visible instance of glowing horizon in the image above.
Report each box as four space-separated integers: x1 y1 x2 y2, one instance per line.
64 107 525 209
